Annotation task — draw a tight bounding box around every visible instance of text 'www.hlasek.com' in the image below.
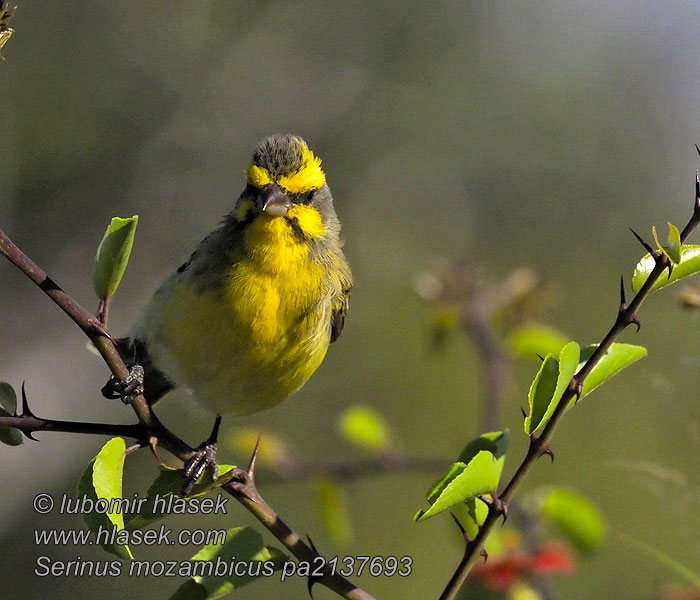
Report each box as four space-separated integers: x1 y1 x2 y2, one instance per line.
31 492 413 580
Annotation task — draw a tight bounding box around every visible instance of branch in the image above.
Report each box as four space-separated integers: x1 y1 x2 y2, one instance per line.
0 226 376 600
260 455 450 484
463 298 511 433
0 229 162 431
0 414 143 440
0 405 447 482
438 171 700 600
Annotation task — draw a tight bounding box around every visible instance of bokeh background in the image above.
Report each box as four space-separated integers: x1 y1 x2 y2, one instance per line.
2 2 700 599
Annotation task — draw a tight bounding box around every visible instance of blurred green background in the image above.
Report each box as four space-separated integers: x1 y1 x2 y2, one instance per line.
2 1 700 599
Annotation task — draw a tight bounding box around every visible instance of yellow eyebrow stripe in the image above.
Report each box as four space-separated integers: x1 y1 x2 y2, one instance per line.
244 141 326 194
279 143 325 194
245 163 273 188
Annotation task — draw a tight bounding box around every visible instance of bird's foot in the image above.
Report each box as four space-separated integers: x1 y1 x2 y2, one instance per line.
101 365 145 404
182 415 222 496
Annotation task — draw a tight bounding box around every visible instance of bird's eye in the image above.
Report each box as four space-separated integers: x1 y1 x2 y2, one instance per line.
305 189 316 202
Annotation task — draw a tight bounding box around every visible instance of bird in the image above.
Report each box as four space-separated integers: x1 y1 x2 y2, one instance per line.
103 134 352 494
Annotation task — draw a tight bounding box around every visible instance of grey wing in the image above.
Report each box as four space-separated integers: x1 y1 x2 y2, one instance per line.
330 288 351 343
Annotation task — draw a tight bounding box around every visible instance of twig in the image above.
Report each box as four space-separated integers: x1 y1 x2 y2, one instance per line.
438 171 700 600
0 414 144 440
96 296 113 327
0 402 448 482
0 228 165 436
463 298 511 433
0 225 376 600
259 455 451 484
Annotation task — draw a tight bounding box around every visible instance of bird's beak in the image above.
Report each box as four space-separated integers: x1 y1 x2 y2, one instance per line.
257 185 291 217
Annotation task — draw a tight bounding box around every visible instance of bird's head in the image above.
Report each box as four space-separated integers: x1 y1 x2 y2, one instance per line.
233 134 340 247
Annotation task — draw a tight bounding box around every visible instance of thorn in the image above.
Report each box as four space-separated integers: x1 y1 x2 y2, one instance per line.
618 275 641 332
247 432 262 478
617 275 631 328
498 498 509 524
306 535 322 599
619 275 626 307
307 534 321 556
228 471 258 504
20 381 35 417
540 442 555 463
20 383 38 441
148 436 161 463
486 494 508 524
695 144 700 159
628 313 641 333
87 318 113 342
535 353 545 362
480 547 489 562
665 261 674 280
520 406 528 419
629 228 657 257
573 379 583 404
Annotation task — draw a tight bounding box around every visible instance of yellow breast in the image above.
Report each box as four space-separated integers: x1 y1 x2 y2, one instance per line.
232 213 325 344
144 213 331 416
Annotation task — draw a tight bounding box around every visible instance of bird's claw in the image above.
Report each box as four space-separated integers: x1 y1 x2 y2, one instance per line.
182 441 219 496
182 415 222 496
101 365 145 404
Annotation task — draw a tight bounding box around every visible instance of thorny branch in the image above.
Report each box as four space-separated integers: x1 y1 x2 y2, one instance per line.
438 168 700 600
0 226 376 600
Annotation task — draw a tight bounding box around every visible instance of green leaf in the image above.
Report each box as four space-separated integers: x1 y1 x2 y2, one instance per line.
0 382 17 414
632 245 700 293
414 454 492 521
315 479 353 546
415 431 509 522
652 225 670 263
652 223 682 265
0 382 22 446
524 353 557 434
77 437 132 560
450 497 489 540
337 405 391 453
525 342 580 435
456 430 510 465
539 487 606 554
575 343 647 402
93 216 138 300
170 527 287 599
666 222 682 264
125 463 237 530
93 437 128 531
509 323 569 359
